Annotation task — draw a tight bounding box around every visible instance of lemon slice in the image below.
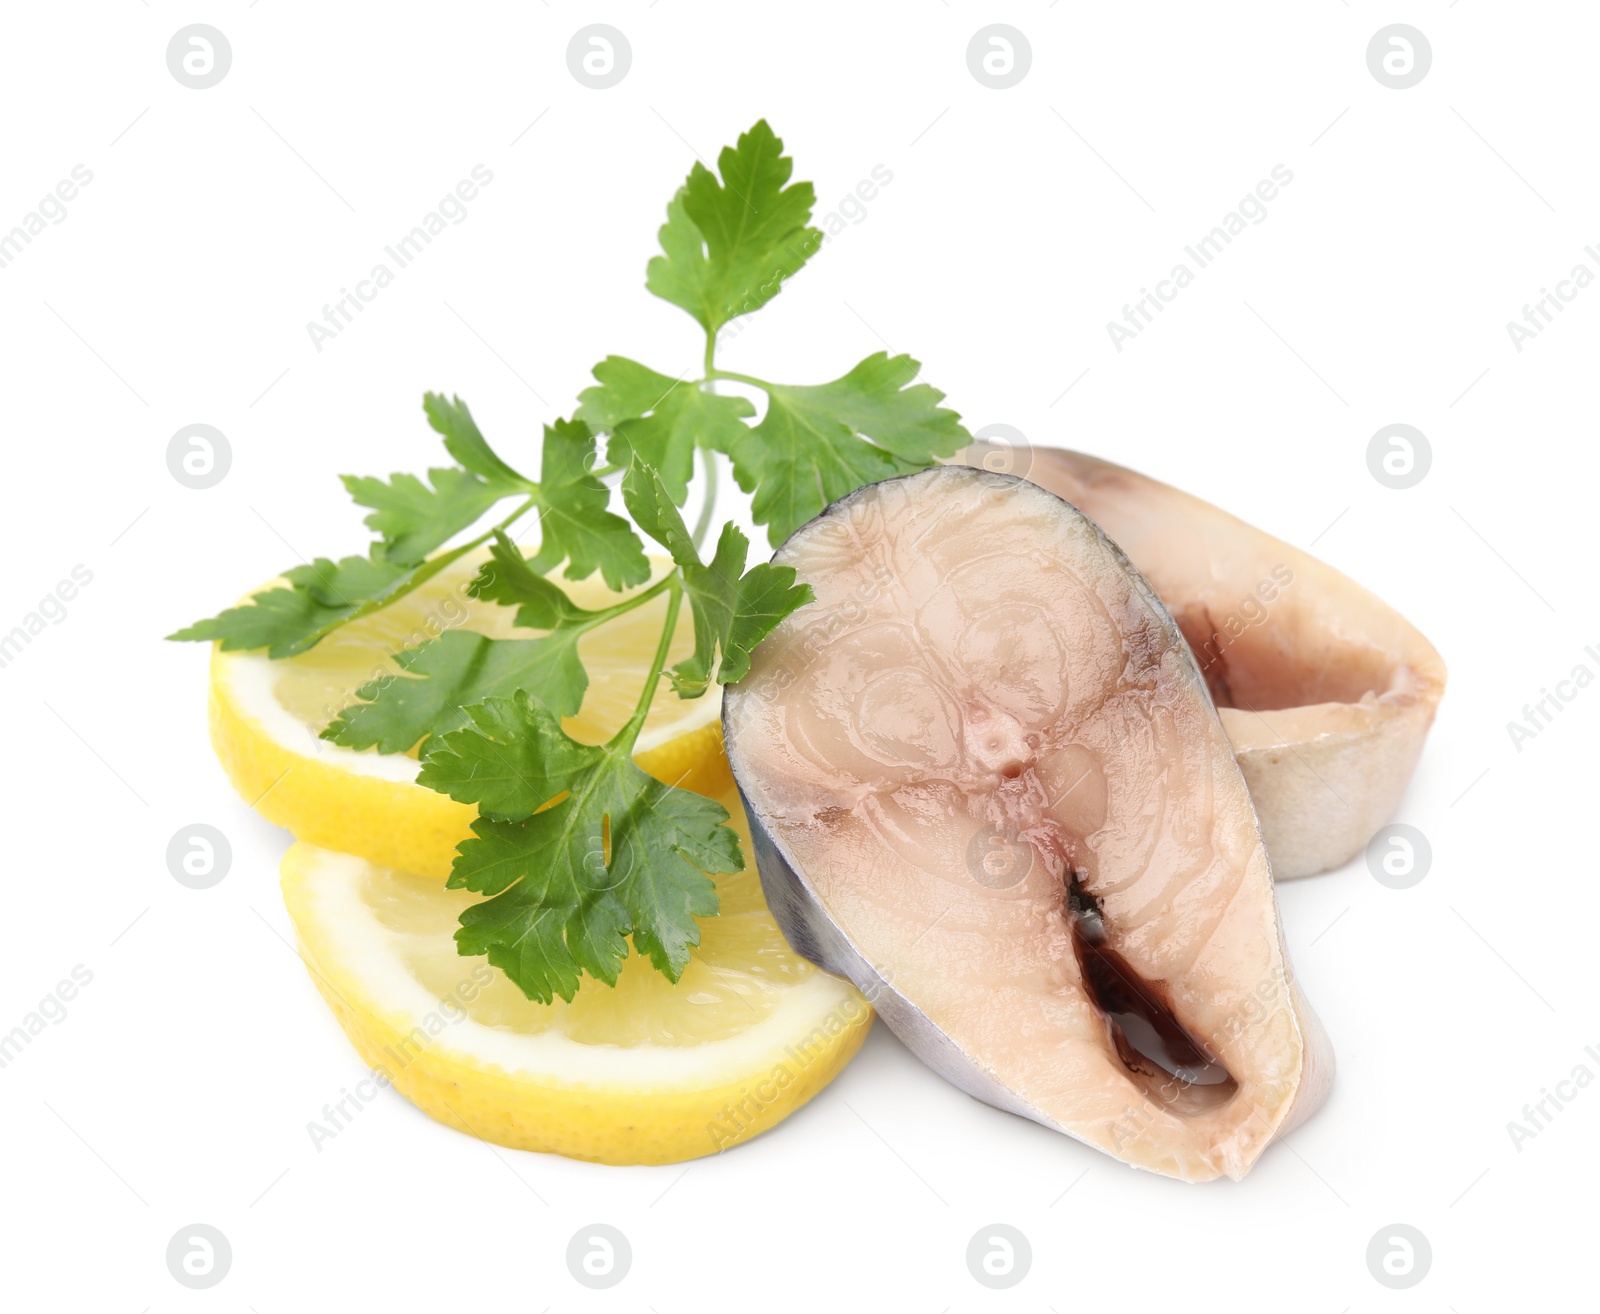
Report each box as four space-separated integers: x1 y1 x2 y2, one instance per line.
280 793 873 1164
208 553 731 877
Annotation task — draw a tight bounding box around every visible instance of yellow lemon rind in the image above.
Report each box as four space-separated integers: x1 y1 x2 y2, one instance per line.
210 645 733 879
281 842 873 1165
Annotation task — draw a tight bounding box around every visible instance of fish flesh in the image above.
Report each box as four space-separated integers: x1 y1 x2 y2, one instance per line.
724 466 1333 1181
1020 450 1446 877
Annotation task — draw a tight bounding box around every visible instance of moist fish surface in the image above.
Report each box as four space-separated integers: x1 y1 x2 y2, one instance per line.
1019 448 1447 878
724 466 1333 1181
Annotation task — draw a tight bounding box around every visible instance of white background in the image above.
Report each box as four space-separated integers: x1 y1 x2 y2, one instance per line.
1 2 1594 1309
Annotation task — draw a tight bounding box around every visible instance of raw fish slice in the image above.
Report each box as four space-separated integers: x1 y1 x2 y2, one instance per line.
1021 449 1446 877
725 467 1333 1181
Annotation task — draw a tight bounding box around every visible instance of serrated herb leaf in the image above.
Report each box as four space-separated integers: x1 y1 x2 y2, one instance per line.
524 418 651 591
324 530 673 753
726 351 971 541
343 465 524 568
646 120 822 334
705 534 813 686
417 692 737 1001
423 392 530 485
621 462 812 695
667 523 747 696
768 351 971 466
173 119 969 1002
677 523 812 693
168 551 411 658
468 530 592 630
576 356 754 503
619 459 699 567
322 627 590 755
341 397 530 566
644 192 714 333
729 394 898 544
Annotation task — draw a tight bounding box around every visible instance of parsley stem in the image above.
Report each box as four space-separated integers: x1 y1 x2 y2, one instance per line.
295 495 538 651
497 496 539 534
690 447 719 552
578 568 675 630
707 367 773 392
692 325 724 553
615 573 684 752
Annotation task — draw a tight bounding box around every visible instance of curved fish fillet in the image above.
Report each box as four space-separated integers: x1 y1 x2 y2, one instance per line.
1022 449 1447 877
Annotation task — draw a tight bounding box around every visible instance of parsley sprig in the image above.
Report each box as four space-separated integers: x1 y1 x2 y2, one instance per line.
171 120 971 1002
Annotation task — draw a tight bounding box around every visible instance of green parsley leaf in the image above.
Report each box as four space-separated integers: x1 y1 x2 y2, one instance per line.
467 530 592 630
675 522 812 694
168 550 411 658
646 120 822 334
325 529 669 754
342 465 524 568
417 691 737 1001
343 397 532 567
172 394 545 656
172 121 975 1001
576 356 754 503
644 193 713 331
768 350 973 467
321 626 591 754
620 462 813 695
728 397 896 546
727 351 971 541
524 418 651 591
422 392 530 485
701 530 814 687
619 459 698 568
